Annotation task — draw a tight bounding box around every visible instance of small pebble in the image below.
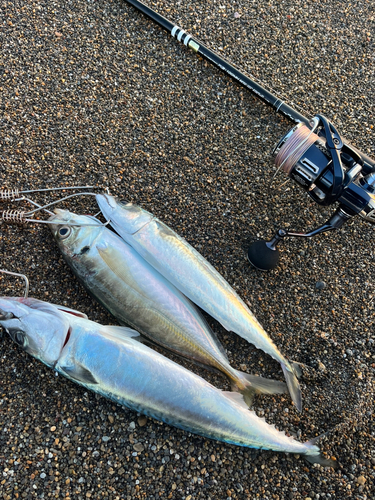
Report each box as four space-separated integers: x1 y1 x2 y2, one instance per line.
133 443 144 452
315 281 326 290
138 415 147 427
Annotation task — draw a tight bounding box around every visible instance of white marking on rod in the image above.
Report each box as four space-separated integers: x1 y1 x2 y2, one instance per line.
177 30 185 41
184 35 191 46
275 100 284 112
171 26 179 37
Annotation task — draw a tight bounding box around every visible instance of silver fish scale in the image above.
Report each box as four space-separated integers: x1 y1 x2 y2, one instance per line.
95 195 301 412
48 211 258 393
0 297 324 463
56 316 309 454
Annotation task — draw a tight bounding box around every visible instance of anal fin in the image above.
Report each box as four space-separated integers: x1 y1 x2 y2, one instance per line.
222 391 250 410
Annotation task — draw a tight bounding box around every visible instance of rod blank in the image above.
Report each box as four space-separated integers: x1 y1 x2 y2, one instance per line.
122 0 375 171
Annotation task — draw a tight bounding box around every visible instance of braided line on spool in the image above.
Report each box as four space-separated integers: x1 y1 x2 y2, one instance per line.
275 124 319 175
1 210 27 223
0 189 20 201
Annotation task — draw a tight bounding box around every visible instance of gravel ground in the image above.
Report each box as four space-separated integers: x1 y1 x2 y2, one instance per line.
0 0 374 498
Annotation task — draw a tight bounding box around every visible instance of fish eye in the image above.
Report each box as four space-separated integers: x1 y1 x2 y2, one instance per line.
12 330 25 347
58 226 71 239
118 199 130 206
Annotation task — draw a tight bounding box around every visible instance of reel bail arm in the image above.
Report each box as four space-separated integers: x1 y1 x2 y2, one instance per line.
247 207 353 270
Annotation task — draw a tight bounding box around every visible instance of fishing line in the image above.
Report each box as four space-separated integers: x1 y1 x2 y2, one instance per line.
274 119 320 177
0 193 111 227
0 210 110 227
22 192 98 216
265 123 318 214
0 185 95 202
0 270 29 298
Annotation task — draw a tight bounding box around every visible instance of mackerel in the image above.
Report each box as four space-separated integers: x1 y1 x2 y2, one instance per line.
0 296 333 465
48 209 286 405
96 194 302 411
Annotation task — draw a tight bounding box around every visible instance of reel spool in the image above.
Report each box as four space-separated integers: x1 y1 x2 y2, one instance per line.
248 114 375 270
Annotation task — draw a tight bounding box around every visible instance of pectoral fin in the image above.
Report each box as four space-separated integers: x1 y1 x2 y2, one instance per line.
99 325 143 342
59 364 98 385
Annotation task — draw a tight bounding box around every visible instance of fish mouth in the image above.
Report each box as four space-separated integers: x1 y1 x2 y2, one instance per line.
49 210 102 226
48 208 71 223
98 193 133 211
97 193 117 210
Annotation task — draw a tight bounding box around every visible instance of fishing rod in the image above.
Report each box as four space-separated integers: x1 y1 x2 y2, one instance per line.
122 0 375 269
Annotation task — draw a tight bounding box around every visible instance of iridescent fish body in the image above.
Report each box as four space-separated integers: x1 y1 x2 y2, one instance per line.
48 210 286 406
0 297 332 465
96 194 302 411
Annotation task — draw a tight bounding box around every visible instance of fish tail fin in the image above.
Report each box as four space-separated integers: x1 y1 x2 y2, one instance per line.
291 360 303 378
304 453 337 468
303 433 338 468
281 362 302 412
233 371 288 408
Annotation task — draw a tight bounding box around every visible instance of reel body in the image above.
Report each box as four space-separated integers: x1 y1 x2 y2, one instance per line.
248 115 375 270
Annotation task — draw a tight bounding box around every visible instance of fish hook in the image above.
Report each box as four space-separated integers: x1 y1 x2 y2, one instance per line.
0 185 96 202
0 193 111 227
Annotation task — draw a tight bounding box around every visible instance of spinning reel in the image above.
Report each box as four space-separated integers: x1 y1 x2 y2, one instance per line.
247 115 375 270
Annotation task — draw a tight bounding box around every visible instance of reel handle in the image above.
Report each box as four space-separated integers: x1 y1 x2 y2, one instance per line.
247 207 352 270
